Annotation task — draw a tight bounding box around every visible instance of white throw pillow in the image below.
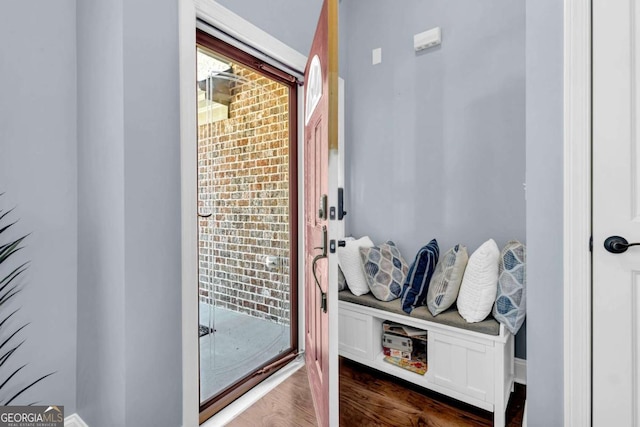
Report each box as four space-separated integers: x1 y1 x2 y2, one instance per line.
337 266 348 291
457 239 500 323
337 236 374 296
337 237 354 291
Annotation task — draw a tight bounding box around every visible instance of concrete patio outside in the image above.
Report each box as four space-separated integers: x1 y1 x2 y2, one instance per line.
199 302 291 402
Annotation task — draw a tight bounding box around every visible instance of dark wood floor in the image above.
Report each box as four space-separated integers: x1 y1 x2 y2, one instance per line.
227 358 526 426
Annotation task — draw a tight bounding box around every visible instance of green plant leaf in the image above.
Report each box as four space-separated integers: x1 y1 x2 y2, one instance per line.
0 341 25 368
0 309 20 330
0 236 27 265
0 324 28 353
0 220 17 236
0 286 21 308
0 263 28 294
4 372 55 405
0 208 15 224
0 364 27 390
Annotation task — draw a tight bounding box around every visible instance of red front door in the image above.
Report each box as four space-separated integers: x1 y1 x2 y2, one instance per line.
304 1 338 426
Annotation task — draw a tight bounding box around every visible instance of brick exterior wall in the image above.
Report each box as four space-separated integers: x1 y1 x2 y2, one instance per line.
198 62 291 325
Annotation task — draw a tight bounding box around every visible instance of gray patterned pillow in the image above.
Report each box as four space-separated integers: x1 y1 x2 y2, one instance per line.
493 241 526 334
359 241 408 301
426 245 469 316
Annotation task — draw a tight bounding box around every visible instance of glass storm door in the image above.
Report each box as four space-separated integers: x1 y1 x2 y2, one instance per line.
196 31 298 421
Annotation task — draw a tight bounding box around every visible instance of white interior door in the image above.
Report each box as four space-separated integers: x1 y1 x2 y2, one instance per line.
592 0 640 424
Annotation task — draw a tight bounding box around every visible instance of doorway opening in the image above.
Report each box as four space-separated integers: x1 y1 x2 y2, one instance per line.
196 30 299 422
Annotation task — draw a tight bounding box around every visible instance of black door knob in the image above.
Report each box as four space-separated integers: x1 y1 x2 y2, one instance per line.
604 236 640 253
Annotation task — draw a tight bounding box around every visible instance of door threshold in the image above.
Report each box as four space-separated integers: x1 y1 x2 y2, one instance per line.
202 354 306 426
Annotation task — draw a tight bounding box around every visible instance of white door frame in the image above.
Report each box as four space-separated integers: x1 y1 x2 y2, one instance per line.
178 2 307 425
563 0 592 425
180 0 593 425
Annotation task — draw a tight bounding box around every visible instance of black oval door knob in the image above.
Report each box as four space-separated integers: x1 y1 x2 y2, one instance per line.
604 236 640 254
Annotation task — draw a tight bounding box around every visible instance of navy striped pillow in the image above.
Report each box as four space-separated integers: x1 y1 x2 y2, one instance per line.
401 239 440 314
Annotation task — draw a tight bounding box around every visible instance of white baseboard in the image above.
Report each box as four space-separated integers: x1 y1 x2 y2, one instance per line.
514 357 527 385
65 413 89 427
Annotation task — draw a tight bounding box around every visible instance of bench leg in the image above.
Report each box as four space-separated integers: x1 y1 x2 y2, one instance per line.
494 397 507 427
493 333 514 427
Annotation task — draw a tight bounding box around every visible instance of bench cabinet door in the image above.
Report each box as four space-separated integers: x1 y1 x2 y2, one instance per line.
338 308 374 361
427 331 495 403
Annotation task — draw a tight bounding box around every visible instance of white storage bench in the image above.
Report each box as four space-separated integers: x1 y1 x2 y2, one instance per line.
338 291 515 427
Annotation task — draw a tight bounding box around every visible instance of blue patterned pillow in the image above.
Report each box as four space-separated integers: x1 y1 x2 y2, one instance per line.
359 241 408 301
401 239 439 314
492 241 526 334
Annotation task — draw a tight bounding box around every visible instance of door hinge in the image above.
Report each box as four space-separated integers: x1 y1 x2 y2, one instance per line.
589 236 593 252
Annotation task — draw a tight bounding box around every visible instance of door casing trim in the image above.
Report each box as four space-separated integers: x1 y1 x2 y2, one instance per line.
563 0 592 425
179 1 307 425
179 2 594 426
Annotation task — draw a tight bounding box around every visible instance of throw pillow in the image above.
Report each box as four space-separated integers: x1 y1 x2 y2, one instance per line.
337 237 354 291
457 239 500 323
426 244 469 316
359 241 408 301
337 236 375 296
400 239 439 313
338 266 348 291
493 241 526 334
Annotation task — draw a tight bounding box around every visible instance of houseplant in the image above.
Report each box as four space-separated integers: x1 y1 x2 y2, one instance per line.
0 195 54 405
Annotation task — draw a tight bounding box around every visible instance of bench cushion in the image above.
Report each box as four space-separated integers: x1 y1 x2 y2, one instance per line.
338 290 500 336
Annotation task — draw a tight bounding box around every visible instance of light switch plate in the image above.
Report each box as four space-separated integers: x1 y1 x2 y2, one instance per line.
372 48 382 65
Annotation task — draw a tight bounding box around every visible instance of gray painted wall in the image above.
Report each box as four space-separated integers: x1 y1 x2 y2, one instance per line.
76 0 126 425
121 0 182 425
341 0 527 358
0 0 78 413
76 0 182 425
525 0 564 424
216 0 323 56
0 0 559 423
